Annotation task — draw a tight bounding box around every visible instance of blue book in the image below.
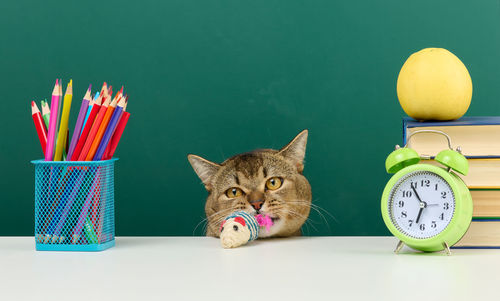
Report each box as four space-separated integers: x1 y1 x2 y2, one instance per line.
403 116 500 158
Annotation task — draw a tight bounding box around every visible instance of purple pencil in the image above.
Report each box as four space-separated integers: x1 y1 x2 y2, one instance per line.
51 169 86 243
93 96 125 160
45 79 61 161
67 85 92 160
72 169 99 244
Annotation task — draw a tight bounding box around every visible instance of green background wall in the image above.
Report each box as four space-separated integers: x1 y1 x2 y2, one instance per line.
1 0 499 236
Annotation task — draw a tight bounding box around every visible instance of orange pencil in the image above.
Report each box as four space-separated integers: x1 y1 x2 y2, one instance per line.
77 96 111 161
85 94 120 160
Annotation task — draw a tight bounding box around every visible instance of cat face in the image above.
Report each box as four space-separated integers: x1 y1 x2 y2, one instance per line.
188 130 312 238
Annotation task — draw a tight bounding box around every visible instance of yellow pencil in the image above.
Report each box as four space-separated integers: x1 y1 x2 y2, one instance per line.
54 80 73 161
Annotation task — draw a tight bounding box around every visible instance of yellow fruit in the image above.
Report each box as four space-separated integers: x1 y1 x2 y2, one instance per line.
397 48 472 121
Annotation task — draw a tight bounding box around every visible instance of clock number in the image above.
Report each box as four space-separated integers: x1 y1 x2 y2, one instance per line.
398 200 405 208
441 191 447 199
408 220 413 227
419 224 425 231
410 182 417 189
431 221 437 228
439 213 444 220
421 179 430 187
443 202 449 210
401 211 407 218
401 191 412 198
435 183 438 191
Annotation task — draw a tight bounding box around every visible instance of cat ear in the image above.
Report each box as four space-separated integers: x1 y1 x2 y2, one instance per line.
187 154 221 190
278 130 308 173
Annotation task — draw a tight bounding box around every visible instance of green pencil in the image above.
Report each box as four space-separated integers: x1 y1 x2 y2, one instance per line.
41 99 50 129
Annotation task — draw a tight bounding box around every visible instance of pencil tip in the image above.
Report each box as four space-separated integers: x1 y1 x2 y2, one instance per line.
88 84 92 91
31 100 35 106
56 78 59 85
69 79 72 86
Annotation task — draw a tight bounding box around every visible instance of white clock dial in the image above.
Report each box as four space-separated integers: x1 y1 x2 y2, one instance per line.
389 171 455 239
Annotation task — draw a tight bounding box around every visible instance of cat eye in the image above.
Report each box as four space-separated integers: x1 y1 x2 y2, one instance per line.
226 187 244 198
266 177 283 190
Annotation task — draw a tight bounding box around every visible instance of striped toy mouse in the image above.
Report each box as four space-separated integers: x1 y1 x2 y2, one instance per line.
219 211 273 248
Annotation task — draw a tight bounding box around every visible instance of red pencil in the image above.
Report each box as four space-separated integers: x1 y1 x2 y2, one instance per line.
104 111 130 159
77 96 111 161
31 101 48 155
103 97 128 159
70 95 103 161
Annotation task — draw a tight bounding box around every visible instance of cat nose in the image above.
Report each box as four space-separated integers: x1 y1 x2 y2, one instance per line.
250 200 264 211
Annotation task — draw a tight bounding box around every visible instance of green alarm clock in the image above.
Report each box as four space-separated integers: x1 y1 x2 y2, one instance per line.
381 130 472 255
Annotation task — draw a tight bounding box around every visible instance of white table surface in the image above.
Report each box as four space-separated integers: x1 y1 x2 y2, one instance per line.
1 236 499 301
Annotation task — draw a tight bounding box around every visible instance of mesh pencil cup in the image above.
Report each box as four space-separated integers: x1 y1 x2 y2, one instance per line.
31 159 117 251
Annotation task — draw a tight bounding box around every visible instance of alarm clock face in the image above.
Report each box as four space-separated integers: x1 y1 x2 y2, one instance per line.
389 171 455 239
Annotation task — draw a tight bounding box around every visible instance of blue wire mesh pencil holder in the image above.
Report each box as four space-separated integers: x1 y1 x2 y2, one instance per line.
31 159 117 251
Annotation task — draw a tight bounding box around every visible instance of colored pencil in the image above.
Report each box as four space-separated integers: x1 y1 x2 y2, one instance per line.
89 180 101 233
103 98 126 159
51 167 86 242
81 92 99 135
80 96 114 161
105 110 130 159
41 99 50 128
43 167 71 242
54 80 73 161
55 81 63 144
84 216 98 244
72 171 100 244
71 95 104 161
93 96 125 160
45 80 61 161
31 101 47 155
80 98 118 161
67 85 91 159
46 167 78 242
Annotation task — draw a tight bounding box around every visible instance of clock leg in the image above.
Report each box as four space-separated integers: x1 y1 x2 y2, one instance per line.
443 242 451 256
394 240 405 254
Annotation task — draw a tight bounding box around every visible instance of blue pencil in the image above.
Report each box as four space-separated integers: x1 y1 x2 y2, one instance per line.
44 167 76 243
42 166 64 243
51 168 86 243
58 167 92 243
81 92 99 136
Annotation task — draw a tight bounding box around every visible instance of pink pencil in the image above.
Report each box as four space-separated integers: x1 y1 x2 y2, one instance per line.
45 79 61 161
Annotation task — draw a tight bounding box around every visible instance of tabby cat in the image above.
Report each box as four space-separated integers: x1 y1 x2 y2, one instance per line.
188 130 312 238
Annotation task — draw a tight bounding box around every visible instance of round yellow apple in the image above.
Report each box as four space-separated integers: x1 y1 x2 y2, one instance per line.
397 48 473 121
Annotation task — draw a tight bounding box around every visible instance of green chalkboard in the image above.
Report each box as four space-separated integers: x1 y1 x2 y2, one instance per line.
1 0 500 236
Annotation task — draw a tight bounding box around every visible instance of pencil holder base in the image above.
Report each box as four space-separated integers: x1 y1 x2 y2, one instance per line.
36 239 115 252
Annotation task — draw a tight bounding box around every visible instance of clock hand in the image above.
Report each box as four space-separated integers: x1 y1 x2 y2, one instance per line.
411 186 427 224
416 204 424 224
411 186 425 205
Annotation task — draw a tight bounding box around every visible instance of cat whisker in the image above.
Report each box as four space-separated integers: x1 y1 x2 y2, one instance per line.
281 209 319 232
283 201 337 234
287 200 339 224
193 208 235 235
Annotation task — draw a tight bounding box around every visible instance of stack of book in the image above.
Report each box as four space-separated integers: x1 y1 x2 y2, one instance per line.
403 117 500 248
